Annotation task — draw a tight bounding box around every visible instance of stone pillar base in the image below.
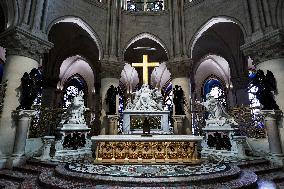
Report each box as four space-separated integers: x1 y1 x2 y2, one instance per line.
39 136 55 161
266 153 284 166
107 115 119 135
0 156 8 169
233 136 248 159
173 115 185 135
7 154 27 168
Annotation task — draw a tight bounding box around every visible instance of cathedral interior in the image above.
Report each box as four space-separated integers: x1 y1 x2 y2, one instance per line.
0 0 284 188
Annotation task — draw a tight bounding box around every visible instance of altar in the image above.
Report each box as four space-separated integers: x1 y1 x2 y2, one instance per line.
122 110 170 134
91 135 203 164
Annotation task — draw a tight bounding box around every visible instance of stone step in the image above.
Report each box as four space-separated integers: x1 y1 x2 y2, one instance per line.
0 179 20 189
38 169 95 189
94 170 257 189
235 159 270 168
20 177 42 189
258 170 284 181
37 163 258 188
275 180 284 189
243 165 283 175
26 159 58 168
0 168 43 189
13 163 52 175
0 170 27 182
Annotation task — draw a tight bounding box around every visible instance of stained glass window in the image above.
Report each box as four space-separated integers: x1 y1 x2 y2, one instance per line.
63 86 80 107
248 69 264 133
126 0 164 12
62 76 86 108
203 79 226 107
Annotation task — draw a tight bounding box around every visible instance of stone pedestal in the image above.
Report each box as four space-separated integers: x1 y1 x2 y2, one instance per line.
171 78 192 135
54 124 92 162
172 115 185 134
7 110 35 167
233 136 247 159
201 117 246 161
39 136 55 161
262 110 283 154
107 115 119 135
261 110 284 165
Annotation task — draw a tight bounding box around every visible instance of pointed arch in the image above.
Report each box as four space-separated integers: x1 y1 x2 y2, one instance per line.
0 0 18 29
47 16 104 60
189 16 247 58
123 32 169 57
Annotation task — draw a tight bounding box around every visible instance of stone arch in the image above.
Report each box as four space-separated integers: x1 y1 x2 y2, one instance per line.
123 32 169 58
188 16 247 58
194 54 231 101
47 16 104 60
1 0 20 28
276 0 284 27
194 54 231 85
57 55 95 108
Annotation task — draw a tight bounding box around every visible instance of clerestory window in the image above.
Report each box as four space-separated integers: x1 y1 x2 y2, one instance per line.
126 0 164 12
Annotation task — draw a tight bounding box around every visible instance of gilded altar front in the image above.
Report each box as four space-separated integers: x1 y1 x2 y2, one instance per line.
92 135 203 164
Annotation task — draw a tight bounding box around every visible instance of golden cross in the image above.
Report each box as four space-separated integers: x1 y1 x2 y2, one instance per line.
132 55 159 84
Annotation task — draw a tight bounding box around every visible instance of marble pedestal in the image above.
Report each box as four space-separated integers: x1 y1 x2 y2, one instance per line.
261 110 284 165
173 115 185 134
201 122 245 161
7 110 35 167
39 136 55 161
122 110 170 134
107 115 119 135
53 124 92 162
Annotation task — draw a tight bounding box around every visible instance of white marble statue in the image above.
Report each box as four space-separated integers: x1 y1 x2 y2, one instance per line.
197 94 237 126
126 84 164 111
64 91 86 124
198 94 229 120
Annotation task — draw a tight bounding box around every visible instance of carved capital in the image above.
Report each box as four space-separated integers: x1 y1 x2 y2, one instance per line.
241 30 284 65
166 58 192 78
261 110 283 120
107 115 119 122
99 59 124 79
0 27 53 62
41 136 55 145
12 109 36 120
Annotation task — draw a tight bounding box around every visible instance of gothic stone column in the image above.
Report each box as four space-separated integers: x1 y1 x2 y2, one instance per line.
241 30 284 151
262 110 283 155
167 59 192 135
41 77 59 108
231 76 250 106
100 60 124 135
7 110 35 167
261 110 284 165
0 27 53 168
